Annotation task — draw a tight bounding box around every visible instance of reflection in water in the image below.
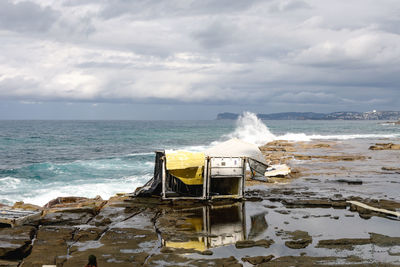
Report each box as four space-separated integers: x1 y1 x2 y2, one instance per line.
248 212 268 239
162 202 268 251
207 204 246 248
163 206 208 251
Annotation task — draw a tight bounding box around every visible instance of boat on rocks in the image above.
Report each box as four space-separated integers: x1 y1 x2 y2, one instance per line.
135 138 280 200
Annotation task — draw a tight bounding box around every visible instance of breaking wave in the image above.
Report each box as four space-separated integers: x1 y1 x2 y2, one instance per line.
224 112 400 145
224 112 277 145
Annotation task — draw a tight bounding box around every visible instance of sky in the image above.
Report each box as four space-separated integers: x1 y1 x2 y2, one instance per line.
0 0 399 120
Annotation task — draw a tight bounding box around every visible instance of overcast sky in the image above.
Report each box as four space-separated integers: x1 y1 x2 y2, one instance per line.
0 0 399 119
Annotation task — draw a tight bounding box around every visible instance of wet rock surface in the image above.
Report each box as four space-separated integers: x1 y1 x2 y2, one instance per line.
369 143 400 150
258 255 368 267
317 233 400 250
11 202 42 212
0 226 36 260
382 166 400 172
282 230 312 249
22 226 75 266
0 259 20 266
235 239 274 249
317 237 371 250
242 255 274 265
294 154 367 161
1 138 400 266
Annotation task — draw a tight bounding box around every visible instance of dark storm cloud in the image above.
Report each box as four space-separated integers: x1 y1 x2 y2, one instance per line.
0 1 59 32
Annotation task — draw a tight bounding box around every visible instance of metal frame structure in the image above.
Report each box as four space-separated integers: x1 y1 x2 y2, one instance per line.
161 155 246 200
206 156 246 200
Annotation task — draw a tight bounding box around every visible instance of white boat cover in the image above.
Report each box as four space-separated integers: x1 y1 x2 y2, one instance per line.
205 138 267 164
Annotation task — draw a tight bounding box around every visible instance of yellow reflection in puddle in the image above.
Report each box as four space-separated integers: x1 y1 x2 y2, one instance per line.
163 202 248 251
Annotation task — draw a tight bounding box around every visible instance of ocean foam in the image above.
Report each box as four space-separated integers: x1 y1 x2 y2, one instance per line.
0 157 154 206
126 152 154 157
180 145 210 152
166 145 210 154
21 175 152 206
0 177 21 190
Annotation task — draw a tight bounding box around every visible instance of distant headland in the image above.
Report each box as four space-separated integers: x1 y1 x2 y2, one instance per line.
217 111 400 120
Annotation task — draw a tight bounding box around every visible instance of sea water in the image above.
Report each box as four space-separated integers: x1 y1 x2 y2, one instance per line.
1 112 399 206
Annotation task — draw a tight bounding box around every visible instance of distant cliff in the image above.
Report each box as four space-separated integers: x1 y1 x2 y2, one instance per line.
217 111 400 120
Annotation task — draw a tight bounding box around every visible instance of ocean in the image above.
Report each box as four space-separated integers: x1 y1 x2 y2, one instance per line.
1 112 399 206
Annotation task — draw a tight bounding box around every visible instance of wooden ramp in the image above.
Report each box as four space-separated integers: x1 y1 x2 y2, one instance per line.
0 209 42 227
347 201 400 219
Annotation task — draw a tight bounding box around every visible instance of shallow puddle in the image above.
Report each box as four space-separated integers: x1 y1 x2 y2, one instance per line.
161 199 400 265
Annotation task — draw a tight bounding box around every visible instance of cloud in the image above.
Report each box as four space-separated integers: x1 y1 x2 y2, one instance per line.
274 91 338 104
192 20 238 49
95 0 262 20
269 0 311 12
0 0 399 115
20 100 42 104
0 76 39 98
0 1 59 33
291 31 400 68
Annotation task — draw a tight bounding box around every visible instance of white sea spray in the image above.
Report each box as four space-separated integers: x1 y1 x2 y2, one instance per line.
223 111 277 145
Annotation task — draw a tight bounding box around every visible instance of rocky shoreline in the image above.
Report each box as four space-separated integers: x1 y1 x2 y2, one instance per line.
1 140 400 266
